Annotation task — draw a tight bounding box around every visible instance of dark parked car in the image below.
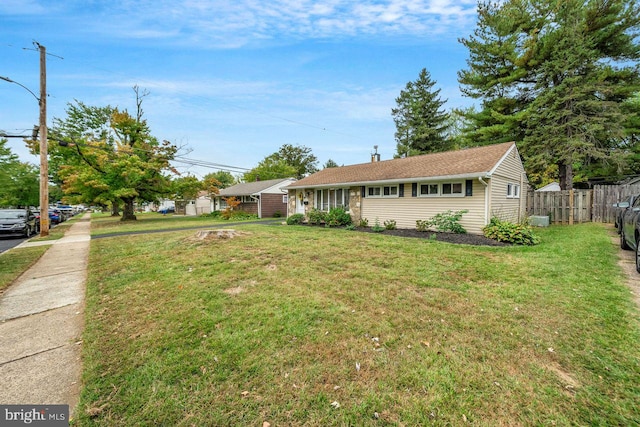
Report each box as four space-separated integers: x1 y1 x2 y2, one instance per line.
0 208 39 238
613 195 636 234
619 195 640 272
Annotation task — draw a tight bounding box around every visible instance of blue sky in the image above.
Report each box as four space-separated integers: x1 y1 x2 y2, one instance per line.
1 0 478 178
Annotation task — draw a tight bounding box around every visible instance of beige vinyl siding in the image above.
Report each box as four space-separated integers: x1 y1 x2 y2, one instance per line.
488 148 527 223
361 181 488 234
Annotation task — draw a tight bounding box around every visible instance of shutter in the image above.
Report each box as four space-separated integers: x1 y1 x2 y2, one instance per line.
466 180 473 196
361 186 366 198
411 183 417 197
399 184 404 197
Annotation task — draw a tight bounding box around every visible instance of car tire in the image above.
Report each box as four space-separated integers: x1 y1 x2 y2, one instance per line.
621 229 631 250
24 225 31 238
636 241 640 274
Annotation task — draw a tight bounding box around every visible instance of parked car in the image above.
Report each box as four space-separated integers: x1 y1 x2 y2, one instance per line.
158 206 175 214
619 195 640 272
613 195 636 234
0 208 39 238
34 209 61 225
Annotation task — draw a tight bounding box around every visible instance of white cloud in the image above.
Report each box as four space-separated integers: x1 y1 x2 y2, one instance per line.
70 0 477 47
0 0 48 14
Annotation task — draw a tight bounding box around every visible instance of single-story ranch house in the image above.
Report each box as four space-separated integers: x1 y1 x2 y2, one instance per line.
286 142 528 234
214 178 296 218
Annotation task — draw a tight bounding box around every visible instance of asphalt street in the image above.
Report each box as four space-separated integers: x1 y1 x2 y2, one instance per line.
0 236 28 254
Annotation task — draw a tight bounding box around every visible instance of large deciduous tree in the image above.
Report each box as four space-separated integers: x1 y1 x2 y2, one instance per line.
203 171 235 189
46 87 177 220
392 68 451 157
0 138 39 207
270 144 318 179
459 0 640 189
243 143 318 182
242 157 297 182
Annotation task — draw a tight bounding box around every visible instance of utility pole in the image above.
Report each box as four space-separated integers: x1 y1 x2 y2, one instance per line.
38 43 49 237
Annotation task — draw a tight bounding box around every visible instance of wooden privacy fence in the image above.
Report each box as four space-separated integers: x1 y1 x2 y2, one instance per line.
526 189 592 224
591 182 640 224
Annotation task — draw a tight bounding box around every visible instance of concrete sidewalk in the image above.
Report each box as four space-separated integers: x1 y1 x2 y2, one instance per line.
0 213 90 417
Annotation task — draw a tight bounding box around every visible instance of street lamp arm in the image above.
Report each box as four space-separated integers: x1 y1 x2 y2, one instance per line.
0 76 40 103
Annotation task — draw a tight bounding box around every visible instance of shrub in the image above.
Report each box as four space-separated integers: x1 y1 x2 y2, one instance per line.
308 208 327 225
221 196 242 220
272 211 282 218
430 210 468 233
416 219 430 232
325 207 352 227
200 211 222 218
483 217 540 245
225 211 258 221
345 224 356 231
358 218 369 228
384 219 397 230
372 218 385 232
416 210 468 234
286 213 305 225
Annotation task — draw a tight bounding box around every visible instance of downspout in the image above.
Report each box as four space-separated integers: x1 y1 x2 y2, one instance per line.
519 172 525 221
478 176 489 225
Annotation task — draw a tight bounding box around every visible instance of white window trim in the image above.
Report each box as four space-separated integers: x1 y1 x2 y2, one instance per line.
367 185 399 198
418 183 440 197
282 195 288 204
417 182 464 198
507 183 521 199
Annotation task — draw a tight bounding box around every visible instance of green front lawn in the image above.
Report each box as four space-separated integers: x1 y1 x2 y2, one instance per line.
77 223 640 426
89 212 274 236
0 245 49 293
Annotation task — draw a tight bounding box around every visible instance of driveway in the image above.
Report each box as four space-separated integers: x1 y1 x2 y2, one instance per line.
610 229 640 310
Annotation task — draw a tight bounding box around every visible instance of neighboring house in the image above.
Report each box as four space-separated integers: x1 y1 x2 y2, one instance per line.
214 178 296 218
194 191 213 215
536 182 561 191
286 142 528 235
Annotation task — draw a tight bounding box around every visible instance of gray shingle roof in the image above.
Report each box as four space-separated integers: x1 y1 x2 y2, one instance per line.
288 142 516 188
218 178 294 196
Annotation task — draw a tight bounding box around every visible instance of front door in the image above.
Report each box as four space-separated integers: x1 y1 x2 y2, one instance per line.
296 190 305 215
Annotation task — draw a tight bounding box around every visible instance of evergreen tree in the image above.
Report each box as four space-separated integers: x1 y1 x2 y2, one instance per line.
392 68 451 157
459 0 640 189
323 159 339 168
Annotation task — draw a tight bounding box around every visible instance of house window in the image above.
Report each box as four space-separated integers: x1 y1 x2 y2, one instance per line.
507 183 520 198
367 185 398 198
418 182 463 197
241 196 257 203
420 183 439 196
442 183 463 195
315 188 350 211
282 195 288 204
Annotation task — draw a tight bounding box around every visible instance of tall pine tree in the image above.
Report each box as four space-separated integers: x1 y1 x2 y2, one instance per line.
392 68 451 157
459 0 640 188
